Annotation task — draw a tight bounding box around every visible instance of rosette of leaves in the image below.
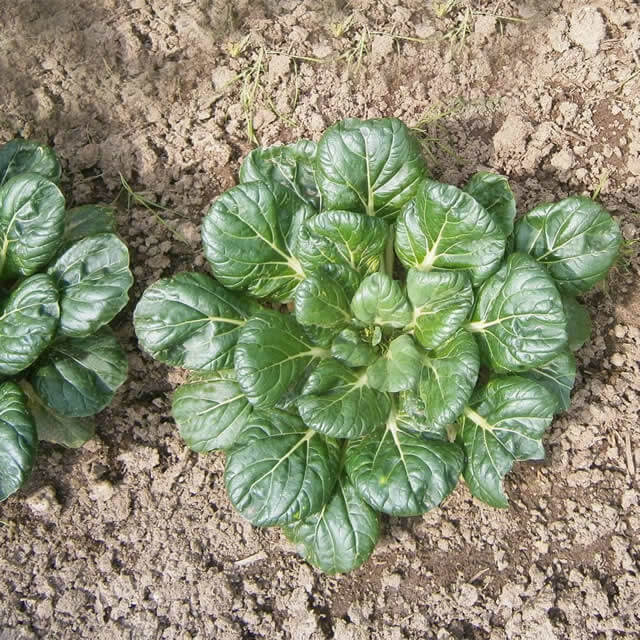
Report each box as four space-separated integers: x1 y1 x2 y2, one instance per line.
0 139 133 501
134 117 621 573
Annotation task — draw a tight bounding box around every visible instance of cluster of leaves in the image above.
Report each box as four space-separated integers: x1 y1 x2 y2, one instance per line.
0 140 133 501
133 118 621 573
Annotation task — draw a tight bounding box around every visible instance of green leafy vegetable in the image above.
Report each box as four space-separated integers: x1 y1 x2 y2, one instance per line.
134 116 620 573
514 196 622 294
0 138 132 502
457 376 556 507
0 173 65 279
0 382 38 501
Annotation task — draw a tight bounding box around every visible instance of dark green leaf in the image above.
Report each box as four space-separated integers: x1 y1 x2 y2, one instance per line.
396 391 449 441
48 233 133 337
562 295 592 351
62 204 116 248
294 211 388 281
30 328 128 418
346 408 464 516
0 274 59 376
134 272 258 371
283 471 379 574
457 376 556 507
315 117 426 221
395 179 506 287
0 173 65 279
514 196 622 294
225 409 341 526
0 139 61 187
297 358 390 439
419 329 480 433
467 253 567 373
521 349 576 413
406 269 474 350
202 181 311 301
330 328 378 367
234 310 327 408
463 172 516 236
239 140 320 209
367 335 423 392
20 381 94 448
0 382 37 501
172 370 252 452
294 274 352 329
350 273 412 328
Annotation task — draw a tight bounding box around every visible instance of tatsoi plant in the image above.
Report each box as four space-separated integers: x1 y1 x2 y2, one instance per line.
0 139 133 501
134 118 621 573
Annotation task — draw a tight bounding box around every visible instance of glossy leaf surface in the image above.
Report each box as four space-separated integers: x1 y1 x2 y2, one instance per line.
406 269 473 350
202 181 309 301
297 358 390 439
48 233 133 337
315 118 425 220
0 139 61 187
395 179 506 286
463 171 516 236
134 272 257 371
351 273 412 328
0 274 59 376
514 196 622 294
0 382 37 501
172 370 252 452
225 409 340 526
283 471 379 574
468 253 567 373
457 376 555 507
366 335 423 393
0 173 65 279
30 329 128 417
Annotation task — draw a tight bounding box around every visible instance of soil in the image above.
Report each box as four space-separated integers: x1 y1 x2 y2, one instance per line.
1 1 639 638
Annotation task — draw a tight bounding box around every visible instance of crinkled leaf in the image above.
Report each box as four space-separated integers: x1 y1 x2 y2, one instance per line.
283 471 379 574
457 376 556 507
419 329 480 433
0 382 37 501
234 310 327 408
331 328 378 367
396 392 449 442
351 273 412 328
514 196 622 294
20 381 94 448
468 253 567 373
0 173 65 279
48 233 133 337
172 370 252 452
294 211 388 281
521 349 576 413
463 172 516 236
367 335 422 393
294 274 352 329
0 274 59 376
202 181 310 301
406 269 474 350
0 139 61 187
315 117 426 221
225 409 340 526
30 328 128 418
346 410 464 516
562 295 592 351
62 204 116 248
239 140 320 209
134 272 258 371
297 358 390 439
395 179 506 287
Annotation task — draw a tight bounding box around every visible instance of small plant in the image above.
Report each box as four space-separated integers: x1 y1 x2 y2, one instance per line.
0 139 133 501
134 118 621 573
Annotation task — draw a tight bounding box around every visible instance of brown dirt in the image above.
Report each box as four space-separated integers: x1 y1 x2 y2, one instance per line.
1 1 639 638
